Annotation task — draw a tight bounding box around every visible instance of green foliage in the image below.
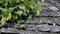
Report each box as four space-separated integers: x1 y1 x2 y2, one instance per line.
0 0 43 27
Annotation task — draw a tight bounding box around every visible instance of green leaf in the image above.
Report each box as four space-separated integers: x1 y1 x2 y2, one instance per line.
18 5 26 11
42 0 44 2
6 13 11 20
18 20 24 24
20 24 26 29
8 7 14 12
12 15 18 20
15 10 23 16
0 16 6 25
28 14 32 19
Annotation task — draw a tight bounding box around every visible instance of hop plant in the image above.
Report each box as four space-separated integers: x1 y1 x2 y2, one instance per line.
0 0 44 27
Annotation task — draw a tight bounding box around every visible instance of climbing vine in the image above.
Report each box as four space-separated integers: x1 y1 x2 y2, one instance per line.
0 0 44 28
